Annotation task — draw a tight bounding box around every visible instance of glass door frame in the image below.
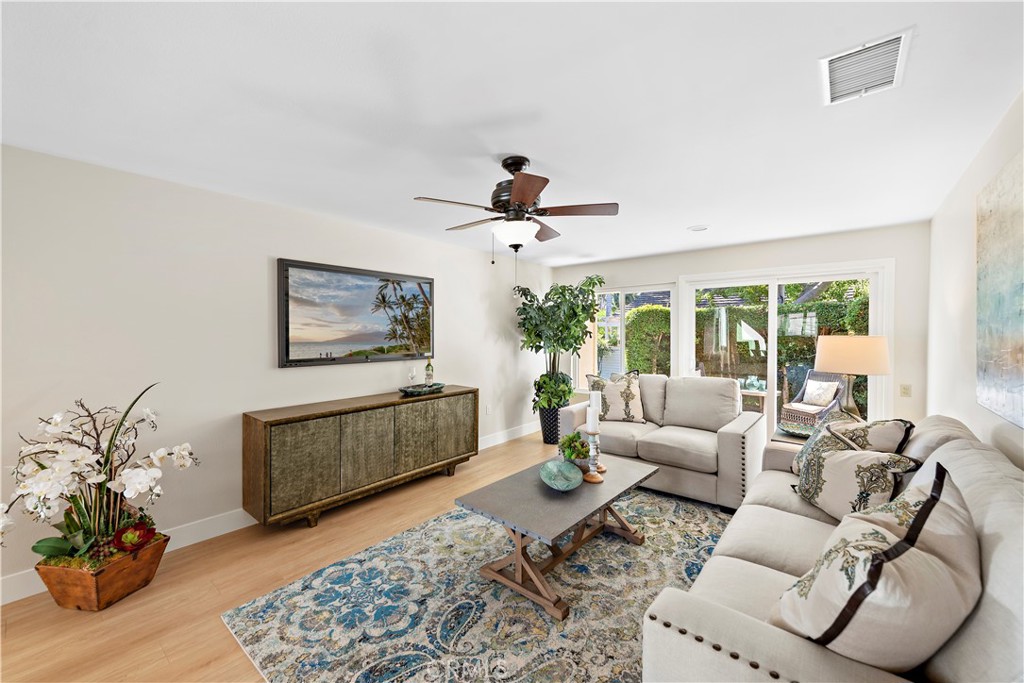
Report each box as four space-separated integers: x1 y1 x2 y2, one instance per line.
573 282 677 387
679 259 896 430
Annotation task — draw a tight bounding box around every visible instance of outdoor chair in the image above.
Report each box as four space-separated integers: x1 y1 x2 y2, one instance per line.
778 370 845 436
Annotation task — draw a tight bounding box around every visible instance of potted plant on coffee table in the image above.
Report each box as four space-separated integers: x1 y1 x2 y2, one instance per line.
514 274 604 444
558 431 592 472
1 384 198 611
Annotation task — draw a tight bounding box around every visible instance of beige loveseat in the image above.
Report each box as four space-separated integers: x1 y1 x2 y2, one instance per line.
642 416 1024 682
559 375 766 509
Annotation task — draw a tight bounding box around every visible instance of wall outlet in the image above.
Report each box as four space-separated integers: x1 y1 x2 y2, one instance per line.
485 404 492 415
899 384 912 398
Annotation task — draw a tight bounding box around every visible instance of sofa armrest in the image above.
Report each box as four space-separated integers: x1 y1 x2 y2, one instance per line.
643 589 907 683
558 401 588 443
762 441 802 472
716 411 766 509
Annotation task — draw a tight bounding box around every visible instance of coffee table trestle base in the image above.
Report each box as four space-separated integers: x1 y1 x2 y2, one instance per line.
480 504 644 620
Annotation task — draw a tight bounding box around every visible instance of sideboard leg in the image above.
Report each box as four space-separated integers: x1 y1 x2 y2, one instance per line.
306 512 320 528
445 465 457 477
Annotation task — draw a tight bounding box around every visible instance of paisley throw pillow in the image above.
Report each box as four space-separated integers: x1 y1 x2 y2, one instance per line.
795 449 920 520
828 418 915 454
586 371 646 423
770 464 981 672
791 407 862 475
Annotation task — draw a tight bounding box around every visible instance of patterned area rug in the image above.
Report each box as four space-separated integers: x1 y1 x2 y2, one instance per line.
222 489 731 683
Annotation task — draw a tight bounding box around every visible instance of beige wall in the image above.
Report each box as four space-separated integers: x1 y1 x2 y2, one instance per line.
0 147 550 592
553 222 932 421
928 94 1023 466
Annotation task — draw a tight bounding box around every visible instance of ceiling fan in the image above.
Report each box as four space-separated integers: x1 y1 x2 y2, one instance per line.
414 155 619 251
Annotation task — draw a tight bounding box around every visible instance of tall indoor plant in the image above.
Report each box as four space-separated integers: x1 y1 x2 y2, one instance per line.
514 275 604 443
1 384 198 610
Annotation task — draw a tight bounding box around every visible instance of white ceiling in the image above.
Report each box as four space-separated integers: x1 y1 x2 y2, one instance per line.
2 2 1021 267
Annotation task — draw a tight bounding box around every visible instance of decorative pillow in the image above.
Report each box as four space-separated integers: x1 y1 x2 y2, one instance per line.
791 407 862 475
795 449 920 520
803 379 840 407
769 464 982 672
586 371 646 423
828 419 915 454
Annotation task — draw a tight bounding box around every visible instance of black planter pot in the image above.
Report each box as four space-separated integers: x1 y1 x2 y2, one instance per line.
538 406 562 445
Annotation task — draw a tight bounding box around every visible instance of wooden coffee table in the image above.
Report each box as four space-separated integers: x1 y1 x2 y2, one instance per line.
455 458 658 620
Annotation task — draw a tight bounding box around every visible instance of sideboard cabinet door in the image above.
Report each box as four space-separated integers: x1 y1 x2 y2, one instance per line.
394 401 440 472
340 407 395 492
438 393 477 460
270 416 341 516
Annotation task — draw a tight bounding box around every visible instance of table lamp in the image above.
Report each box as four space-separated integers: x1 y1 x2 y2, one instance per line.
813 335 890 418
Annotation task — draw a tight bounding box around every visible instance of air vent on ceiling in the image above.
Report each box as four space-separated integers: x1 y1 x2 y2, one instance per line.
822 31 911 105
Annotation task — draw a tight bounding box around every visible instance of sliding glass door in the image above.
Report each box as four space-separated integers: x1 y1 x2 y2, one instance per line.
681 261 893 430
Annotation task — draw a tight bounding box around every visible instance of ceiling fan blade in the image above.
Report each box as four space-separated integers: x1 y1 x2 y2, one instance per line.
530 217 561 242
510 172 550 206
540 203 619 217
445 216 504 231
415 197 500 213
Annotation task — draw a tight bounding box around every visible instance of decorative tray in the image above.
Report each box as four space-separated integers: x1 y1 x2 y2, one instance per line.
399 382 445 397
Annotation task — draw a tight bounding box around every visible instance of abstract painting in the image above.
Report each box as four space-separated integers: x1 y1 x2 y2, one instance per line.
976 149 1023 427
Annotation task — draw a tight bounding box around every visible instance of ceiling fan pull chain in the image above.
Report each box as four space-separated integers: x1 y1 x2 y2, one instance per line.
491 233 495 265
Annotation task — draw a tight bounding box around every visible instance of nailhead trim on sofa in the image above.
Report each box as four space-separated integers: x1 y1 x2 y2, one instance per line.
647 612 795 683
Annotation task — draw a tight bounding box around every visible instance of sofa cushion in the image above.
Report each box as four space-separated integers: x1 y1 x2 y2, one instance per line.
663 377 740 432
743 470 838 525
792 407 861 475
827 419 915 455
689 555 797 621
638 373 668 425
636 426 718 474
769 464 981 673
796 449 919 521
901 415 976 463
588 371 646 423
712 504 837 576
577 420 659 457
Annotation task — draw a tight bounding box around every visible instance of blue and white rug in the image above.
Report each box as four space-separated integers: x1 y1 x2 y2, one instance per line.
222 490 730 683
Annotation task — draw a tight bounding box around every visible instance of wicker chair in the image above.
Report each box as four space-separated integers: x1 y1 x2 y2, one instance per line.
778 370 845 437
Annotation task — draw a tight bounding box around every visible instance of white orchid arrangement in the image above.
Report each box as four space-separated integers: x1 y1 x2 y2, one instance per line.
2 384 198 562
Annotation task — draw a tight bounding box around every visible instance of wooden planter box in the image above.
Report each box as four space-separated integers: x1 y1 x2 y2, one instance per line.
35 534 170 611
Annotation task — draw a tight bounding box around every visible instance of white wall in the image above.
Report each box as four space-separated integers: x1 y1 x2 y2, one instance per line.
0 146 550 598
928 93 1024 467
553 222 932 421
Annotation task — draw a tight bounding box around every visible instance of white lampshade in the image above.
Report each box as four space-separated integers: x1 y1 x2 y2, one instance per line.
492 221 537 248
814 335 891 376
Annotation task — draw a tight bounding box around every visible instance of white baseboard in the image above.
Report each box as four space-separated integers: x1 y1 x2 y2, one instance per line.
479 420 541 451
2 424 540 605
1 508 257 605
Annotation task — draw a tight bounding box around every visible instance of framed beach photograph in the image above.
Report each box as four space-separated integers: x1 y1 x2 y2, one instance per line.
278 258 433 367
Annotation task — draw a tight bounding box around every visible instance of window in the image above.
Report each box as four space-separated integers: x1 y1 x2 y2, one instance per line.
576 287 673 386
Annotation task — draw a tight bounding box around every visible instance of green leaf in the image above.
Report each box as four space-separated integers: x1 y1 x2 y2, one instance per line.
74 536 96 557
31 537 73 558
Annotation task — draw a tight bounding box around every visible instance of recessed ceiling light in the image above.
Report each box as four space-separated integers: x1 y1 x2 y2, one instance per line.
686 224 710 232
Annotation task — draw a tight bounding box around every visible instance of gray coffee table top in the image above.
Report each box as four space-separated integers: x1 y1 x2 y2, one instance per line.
456 458 659 545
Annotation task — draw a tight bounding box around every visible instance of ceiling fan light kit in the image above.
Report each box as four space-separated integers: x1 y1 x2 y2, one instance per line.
414 155 619 254
492 221 539 251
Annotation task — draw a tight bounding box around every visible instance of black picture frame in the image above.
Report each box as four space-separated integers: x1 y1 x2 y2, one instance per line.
277 258 434 368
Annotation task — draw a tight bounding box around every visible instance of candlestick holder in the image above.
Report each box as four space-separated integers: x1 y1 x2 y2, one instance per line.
583 430 604 484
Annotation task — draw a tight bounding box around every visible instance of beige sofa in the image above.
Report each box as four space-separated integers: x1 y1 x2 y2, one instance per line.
559 375 766 509
642 416 1024 682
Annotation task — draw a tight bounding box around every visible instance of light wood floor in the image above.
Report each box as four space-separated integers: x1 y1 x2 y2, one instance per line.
1 433 555 682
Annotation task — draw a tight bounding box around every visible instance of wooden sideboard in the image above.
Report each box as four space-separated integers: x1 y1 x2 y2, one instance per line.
243 385 479 527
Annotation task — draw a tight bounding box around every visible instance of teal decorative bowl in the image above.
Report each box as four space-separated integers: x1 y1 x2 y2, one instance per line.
540 460 584 492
